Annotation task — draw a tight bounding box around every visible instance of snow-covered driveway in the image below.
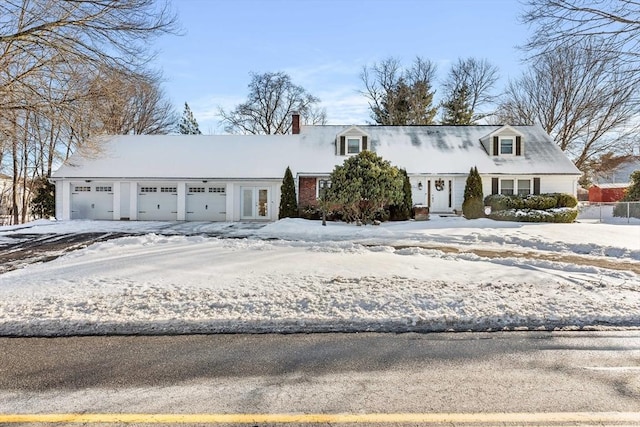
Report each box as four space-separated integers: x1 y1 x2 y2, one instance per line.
0 217 638 335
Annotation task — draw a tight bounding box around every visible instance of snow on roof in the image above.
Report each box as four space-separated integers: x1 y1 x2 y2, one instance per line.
299 124 581 175
592 183 630 189
52 125 581 180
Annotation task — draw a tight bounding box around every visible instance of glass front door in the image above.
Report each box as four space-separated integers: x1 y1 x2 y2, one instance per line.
241 187 269 219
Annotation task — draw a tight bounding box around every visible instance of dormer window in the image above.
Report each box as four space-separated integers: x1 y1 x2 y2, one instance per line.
492 134 522 156
337 127 369 156
500 138 514 155
347 138 361 154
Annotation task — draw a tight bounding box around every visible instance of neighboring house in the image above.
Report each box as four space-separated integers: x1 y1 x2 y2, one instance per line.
588 183 628 203
51 116 581 221
588 155 639 202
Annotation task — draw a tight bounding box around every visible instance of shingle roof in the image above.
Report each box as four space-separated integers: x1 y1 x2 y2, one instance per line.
51 125 581 179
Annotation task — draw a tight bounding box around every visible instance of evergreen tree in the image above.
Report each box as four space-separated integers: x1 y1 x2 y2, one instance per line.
462 166 484 219
30 177 56 219
328 151 404 224
178 102 202 134
389 169 413 221
441 83 474 125
278 167 298 219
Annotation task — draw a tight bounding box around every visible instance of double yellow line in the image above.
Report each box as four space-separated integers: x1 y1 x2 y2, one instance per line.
0 412 639 424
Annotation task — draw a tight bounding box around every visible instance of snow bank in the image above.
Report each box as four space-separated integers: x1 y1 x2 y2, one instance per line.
0 217 638 335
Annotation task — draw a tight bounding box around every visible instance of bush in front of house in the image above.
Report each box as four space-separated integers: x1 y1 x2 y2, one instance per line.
488 207 578 223
462 166 485 219
484 192 578 223
279 166 298 219
327 151 404 224
388 169 413 221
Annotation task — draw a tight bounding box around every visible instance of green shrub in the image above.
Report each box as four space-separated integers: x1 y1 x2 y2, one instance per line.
553 193 578 208
278 167 298 219
488 208 578 223
462 167 484 219
524 195 557 210
462 198 485 219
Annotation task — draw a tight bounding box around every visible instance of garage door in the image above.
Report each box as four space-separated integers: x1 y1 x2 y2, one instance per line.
137 184 178 221
71 183 113 220
186 185 226 221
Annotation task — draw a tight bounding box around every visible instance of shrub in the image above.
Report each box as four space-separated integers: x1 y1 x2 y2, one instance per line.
488 208 578 223
278 166 298 219
328 151 404 224
462 198 485 219
389 169 412 221
524 195 557 210
462 167 484 219
553 193 578 208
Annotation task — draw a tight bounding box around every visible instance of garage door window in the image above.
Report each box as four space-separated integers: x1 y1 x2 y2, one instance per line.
188 187 205 193
140 187 157 193
74 186 91 192
95 186 112 192
161 187 177 193
209 187 225 193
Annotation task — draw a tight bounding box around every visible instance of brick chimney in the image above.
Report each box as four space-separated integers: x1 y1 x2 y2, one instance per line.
291 112 300 134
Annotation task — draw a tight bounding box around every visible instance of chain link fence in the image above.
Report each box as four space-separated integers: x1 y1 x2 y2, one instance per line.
577 201 640 224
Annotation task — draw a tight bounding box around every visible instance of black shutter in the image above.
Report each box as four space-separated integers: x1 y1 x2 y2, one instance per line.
492 178 499 195
339 136 345 155
533 177 540 195
493 136 499 156
516 136 522 156
362 136 368 151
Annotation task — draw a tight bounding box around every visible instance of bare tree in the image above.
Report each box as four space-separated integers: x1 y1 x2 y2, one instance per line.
361 57 438 125
522 0 640 73
441 58 499 123
85 65 177 135
496 38 639 170
219 72 326 134
0 0 179 224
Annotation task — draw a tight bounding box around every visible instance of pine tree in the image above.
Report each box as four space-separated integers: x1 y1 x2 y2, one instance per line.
441 83 474 125
178 102 202 134
279 167 298 219
462 166 484 219
30 177 56 219
389 169 413 220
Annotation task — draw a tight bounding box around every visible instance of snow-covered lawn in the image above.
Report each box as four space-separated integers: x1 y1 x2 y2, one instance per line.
0 217 638 336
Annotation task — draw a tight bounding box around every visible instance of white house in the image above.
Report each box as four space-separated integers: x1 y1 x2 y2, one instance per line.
51 117 581 221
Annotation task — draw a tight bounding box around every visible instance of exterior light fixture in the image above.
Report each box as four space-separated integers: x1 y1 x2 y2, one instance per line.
418 181 423 190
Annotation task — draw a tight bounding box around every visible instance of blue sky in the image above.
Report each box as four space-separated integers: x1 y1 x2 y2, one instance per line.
156 0 532 133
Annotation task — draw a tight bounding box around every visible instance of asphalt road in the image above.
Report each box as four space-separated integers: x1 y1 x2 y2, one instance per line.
1 331 639 425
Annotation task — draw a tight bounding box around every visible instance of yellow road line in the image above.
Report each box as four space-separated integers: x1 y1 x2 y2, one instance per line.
0 412 639 424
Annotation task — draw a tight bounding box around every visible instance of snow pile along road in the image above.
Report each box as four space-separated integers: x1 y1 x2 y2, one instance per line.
0 217 638 336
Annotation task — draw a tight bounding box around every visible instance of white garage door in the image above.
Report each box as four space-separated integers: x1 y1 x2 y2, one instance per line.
71 183 113 220
137 184 178 221
185 186 226 221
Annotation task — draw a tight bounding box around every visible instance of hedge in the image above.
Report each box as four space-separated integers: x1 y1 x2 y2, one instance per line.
488 207 578 223
484 193 578 211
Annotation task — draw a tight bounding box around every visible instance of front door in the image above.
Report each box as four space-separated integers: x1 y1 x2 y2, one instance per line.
430 178 451 213
241 187 269 220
